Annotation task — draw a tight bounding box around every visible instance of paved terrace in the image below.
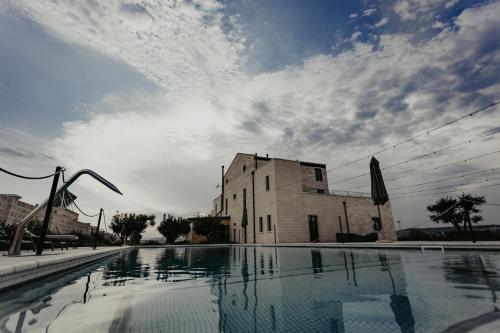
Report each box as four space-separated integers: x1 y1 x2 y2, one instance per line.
0 247 128 291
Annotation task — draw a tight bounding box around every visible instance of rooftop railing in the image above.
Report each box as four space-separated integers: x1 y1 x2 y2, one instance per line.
330 190 371 198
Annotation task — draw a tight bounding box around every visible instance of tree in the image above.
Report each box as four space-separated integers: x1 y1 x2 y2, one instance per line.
427 193 485 232
110 213 156 245
427 196 462 231
192 217 227 243
457 193 485 232
157 214 190 243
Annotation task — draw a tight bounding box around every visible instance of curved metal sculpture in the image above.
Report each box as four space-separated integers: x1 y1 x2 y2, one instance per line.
8 169 122 255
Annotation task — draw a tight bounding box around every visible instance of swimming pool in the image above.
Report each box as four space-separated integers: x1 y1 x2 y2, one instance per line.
0 246 499 332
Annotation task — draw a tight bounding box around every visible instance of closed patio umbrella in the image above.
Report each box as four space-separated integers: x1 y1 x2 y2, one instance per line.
370 157 389 231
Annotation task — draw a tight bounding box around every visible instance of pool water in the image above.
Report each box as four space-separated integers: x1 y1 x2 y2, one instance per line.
1 247 500 332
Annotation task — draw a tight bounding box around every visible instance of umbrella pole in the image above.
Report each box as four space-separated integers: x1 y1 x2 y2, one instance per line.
377 204 382 232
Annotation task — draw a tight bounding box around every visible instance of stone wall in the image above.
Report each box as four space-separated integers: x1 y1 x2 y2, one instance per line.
273 160 396 243
211 154 397 244
0 193 95 236
0 194 35 225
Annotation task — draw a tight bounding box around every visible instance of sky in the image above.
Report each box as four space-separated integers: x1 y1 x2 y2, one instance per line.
0 0 499 238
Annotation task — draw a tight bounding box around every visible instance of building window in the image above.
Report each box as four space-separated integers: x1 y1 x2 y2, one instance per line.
233 193 236 200
225 179 228 184
265 175 270 190
259 217 263 232
315 168 323 181
225 198 228 215
372 217 382 231
215 204 217 213
317 189 324 194
267 215 272 232
243 165 246 172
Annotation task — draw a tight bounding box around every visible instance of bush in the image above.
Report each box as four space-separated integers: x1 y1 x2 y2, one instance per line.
336 232 379 242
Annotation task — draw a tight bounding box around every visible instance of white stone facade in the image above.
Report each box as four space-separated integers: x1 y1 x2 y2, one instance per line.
212 154 396 243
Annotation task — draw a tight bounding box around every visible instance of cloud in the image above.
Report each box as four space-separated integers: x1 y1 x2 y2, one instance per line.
12 0 244 95
432 21 446 29
3 0 500 229
362 8 377 17
375 17 389 28
0 129 54 161
349 13 358 18
393 0 459 22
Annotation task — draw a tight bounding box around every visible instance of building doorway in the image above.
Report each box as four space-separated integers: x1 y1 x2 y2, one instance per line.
308 215 319 242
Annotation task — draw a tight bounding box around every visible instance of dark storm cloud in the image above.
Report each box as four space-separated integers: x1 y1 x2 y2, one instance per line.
253 101 271 115
240 119 261 133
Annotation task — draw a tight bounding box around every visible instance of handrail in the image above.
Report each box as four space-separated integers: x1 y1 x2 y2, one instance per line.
421 245 445 253
8 169 122 255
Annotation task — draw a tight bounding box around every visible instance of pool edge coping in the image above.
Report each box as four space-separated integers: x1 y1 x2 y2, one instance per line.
0 247 130 292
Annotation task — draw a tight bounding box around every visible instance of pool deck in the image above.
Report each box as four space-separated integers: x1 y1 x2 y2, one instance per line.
0 246 128 291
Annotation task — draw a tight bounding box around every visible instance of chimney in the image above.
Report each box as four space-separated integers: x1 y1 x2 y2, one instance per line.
163 213 166 222
266 153 269 158
221 165 225 215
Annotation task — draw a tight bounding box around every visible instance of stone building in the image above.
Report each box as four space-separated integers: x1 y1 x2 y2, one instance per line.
0 194 95 236
212 153 396 244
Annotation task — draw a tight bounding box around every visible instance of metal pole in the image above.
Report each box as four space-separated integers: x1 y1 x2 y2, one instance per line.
252 171 256 243
338 216 344 243
93 208 103 249
377 204 382 228
36 166 62 255
343 201 350 234
221 166 224 215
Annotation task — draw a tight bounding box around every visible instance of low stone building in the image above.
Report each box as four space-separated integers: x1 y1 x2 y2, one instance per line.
0 194 95 236
212 153 396 244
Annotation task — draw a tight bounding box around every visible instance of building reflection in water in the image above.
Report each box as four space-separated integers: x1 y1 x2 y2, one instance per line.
206 247 416 333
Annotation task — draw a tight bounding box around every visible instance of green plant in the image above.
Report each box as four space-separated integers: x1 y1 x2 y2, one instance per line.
110 213 156 245
192 217 227 243
157 214 190 243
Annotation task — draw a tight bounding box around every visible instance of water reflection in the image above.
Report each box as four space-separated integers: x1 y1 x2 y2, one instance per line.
311 249 324 275
210 248 414 332
0 256 117 333
2 248 500 332
380 254 415 333
103 248 149 285
443 254 500 304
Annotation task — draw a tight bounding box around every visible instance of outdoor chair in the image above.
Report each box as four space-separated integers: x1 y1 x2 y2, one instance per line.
24 230 55 251
0 224 39 252
55 227 78 249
